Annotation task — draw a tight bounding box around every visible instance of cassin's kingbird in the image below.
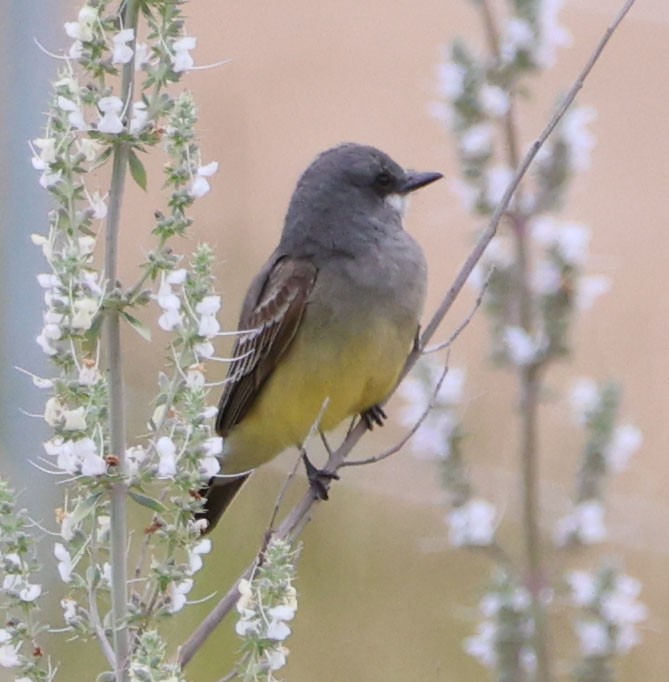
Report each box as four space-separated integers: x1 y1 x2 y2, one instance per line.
197 143 442 532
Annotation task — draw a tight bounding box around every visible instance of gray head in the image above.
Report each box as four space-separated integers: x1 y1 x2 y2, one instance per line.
279 143 442 258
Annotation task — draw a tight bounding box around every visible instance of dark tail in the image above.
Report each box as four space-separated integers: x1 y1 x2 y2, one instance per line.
196 474 250 534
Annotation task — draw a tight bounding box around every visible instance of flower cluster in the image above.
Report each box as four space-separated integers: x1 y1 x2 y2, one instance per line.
434 0 607 368
555 378 642 546
0 479 53 680
401 359 497 546
128 630 186 682
568 565 647 680
26 0 226 676
235 539 300 679
432 0 646 678
465 569 538 677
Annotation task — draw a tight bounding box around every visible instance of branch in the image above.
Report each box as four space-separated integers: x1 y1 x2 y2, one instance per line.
105 1 141 679
178 0 637 666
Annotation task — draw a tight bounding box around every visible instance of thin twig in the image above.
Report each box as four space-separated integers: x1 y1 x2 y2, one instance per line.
423 267 492 354
177 0 637 666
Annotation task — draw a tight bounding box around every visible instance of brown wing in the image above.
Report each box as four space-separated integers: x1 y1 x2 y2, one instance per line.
215 256 318 435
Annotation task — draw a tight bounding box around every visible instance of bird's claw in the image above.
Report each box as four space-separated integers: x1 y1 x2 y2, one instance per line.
302 452 339 501
361 404 387 430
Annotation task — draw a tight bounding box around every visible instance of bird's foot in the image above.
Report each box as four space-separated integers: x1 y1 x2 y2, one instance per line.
302 452 339 501
361 404 387 430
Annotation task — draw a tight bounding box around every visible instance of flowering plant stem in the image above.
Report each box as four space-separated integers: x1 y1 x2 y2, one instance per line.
105 1 140 679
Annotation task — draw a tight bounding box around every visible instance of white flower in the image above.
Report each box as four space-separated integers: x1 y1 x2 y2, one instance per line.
460 123 494 159
201 406 218 419
97 96 124 134
501 17 534 63
485 165 513 207
100 562 112 587
156 280 180 311
437 59 466 100
187 538 212 575
81 449 107 476
76 137 102 162
186 367 205 389
0 630 10 644
561 106 597 171
535 0 572 68
54 543 73 583
159 309 182 332
533 259 563 296
577 274 611 310
464 621 497 668
111 28 134 65
135 42 151 69
569 377 600 424
448 498 496 547
167 268 188 285
129 101 149 134
155 276 183 331
126 445 147 476
269 604 296 622
556 223 591 266
554 500 607 545
30 137 57 170
479 84 510 117
203 437 223 457
57 95 87 131
189 161 219 198
172 36 197 72
196 295 221 316
61 597 78 623
156 436 177 477
604 424 642 472
235 617 260 637
62 406 87 431
198 313 220 337
0 644 20 668
266 619 291 642
601 575 647 627
96 516 111 544
267 647 288 671
576 620 610 657
194 341 215 359
87 191 108 220
568 570 597 607
503 326 538 366
200 456 221 478
167 578 193 613
78 361 101 386
60 512 77 542
71 297 99 331
64 6 97 42
19 583 42 602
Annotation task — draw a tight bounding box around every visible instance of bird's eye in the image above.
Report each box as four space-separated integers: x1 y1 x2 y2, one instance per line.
375 171 392 188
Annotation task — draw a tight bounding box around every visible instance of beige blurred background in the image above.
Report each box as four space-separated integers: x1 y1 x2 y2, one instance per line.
2 1 668 680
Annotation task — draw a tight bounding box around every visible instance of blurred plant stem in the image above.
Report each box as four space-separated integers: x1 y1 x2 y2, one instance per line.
105 1 140 679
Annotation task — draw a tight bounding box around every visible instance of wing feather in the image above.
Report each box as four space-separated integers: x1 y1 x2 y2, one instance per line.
215 256 317 435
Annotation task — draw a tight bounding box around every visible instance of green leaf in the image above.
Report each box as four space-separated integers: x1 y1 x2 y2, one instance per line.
121 311 152 341
128 149 148 191
71 492 104 524
128 490 167 514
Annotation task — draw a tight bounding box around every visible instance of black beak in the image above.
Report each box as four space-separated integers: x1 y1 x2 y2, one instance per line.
400 170 443 194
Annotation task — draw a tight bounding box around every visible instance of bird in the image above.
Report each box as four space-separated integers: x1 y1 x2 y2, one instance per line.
196 143 442 532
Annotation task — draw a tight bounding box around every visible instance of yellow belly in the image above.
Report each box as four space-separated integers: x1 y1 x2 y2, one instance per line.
221 315 414 473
